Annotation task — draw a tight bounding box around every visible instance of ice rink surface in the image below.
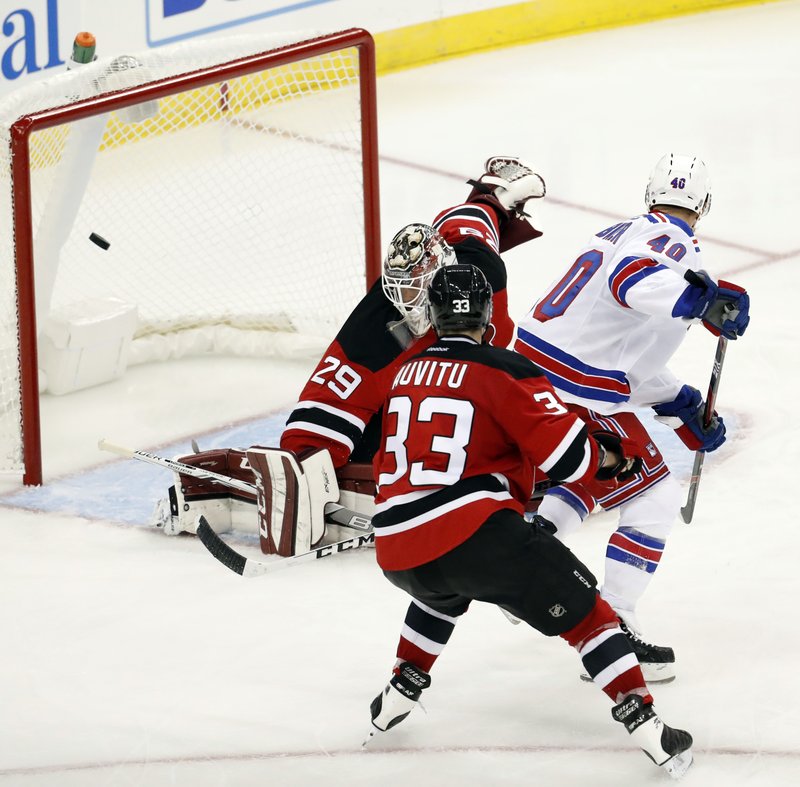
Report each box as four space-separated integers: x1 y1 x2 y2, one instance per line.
2 2 800 784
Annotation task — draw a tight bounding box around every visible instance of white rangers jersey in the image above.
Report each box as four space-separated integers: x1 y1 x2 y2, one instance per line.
515 212 707 413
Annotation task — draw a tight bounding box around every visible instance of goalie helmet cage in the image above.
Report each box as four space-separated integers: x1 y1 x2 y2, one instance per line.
0 28 380 486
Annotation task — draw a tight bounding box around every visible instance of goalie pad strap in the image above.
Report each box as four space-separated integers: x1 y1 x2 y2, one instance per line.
336 461 376 497
278 454 300 557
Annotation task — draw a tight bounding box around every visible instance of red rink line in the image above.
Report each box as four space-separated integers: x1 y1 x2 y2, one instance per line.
2 742 798 778
228 119 796 276
723 246 800 276
379 154 800 275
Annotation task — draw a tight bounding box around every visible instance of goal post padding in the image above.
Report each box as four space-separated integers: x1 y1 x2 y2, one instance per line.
0 28 380 484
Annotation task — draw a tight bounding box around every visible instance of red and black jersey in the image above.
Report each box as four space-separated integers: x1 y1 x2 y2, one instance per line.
280 199 531 467
281 279 435 467
372 336 603 571
432 201 515 347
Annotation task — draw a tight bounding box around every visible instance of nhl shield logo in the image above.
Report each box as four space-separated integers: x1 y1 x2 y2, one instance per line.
549 603 566 618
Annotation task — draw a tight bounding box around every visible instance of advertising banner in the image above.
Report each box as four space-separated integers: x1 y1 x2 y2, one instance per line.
147 0 339 46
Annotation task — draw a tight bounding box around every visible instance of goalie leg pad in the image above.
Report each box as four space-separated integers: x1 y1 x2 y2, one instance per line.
151 447 371 557
151 448 256 536
246 447 340 557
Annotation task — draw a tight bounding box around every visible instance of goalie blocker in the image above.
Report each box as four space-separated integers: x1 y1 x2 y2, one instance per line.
152 446 376 556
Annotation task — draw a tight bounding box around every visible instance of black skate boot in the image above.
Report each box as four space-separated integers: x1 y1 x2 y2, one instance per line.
364 662 431 745
619 620 676 684
612 694 693 779
580 619 676 684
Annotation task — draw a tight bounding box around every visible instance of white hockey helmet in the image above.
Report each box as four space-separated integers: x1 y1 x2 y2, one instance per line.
644 153 712 219
382 223 457 336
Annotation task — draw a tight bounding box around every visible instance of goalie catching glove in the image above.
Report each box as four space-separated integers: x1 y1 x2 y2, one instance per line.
474 155 546 212
653 385 726 452
466 155 546 252
467 156 547 215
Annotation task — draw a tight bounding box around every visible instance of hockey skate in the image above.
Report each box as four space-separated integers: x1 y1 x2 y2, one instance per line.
580 619 675 684
612 694 693 779
619 619 676 684
363 661 431 746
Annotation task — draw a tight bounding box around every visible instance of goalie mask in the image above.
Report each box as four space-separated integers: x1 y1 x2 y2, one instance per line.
427 264 493 335
382 223 457 336
645 153 712 219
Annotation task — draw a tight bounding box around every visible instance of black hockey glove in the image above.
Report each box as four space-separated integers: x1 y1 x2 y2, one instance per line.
592 430 643 483
530 513 558 535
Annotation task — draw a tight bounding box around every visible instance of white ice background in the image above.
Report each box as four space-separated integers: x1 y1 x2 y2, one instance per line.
1 3 799 784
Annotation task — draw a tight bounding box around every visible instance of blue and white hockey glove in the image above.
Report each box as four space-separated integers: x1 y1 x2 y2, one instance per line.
653 385 726 452
674 269 750 340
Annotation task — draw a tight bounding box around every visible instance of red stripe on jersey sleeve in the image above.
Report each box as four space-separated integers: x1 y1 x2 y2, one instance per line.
434 203 501 253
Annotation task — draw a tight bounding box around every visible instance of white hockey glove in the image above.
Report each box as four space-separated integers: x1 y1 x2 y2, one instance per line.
477 156 546 213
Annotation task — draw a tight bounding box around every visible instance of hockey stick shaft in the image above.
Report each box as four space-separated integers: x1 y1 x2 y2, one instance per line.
98 439 256 494
196 515 375 577
97 439 373 530
680 335 728 523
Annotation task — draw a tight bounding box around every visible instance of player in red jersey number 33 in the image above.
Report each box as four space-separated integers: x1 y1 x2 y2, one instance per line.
364 264 694 779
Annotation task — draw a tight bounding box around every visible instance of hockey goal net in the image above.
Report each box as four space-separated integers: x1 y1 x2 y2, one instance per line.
0 28 380 485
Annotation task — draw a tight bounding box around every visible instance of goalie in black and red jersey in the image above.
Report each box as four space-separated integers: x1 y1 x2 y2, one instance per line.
153 157 547 555
280 156 545 469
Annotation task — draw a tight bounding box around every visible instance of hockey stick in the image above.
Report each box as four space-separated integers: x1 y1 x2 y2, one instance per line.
679 335 728 524
99 439 255 493
196 515 375 577
97 439 373 531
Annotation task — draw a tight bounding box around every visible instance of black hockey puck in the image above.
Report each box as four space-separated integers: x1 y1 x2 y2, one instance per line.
89 232 110 250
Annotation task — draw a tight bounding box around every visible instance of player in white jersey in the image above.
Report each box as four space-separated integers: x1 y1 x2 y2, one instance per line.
515 153 750 682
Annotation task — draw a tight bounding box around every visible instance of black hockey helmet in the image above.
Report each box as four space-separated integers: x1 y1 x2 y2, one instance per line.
427 264 493 335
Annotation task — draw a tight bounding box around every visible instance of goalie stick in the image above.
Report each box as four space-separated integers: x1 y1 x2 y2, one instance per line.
97 439 374 531
196 515 375 577
679 335 728 524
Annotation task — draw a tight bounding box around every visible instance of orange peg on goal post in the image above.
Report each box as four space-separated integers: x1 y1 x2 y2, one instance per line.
72 31 97 64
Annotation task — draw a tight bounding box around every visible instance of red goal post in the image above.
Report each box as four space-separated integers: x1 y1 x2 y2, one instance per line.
0 28 380 486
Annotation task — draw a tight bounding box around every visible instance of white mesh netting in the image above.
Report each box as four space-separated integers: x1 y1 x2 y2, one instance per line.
0 31 375 475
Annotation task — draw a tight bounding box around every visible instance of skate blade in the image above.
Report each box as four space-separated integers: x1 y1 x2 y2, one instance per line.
579 671 675 684
663 748 693 779
362 728 378 748
641 663 676 684
500 608 521 625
